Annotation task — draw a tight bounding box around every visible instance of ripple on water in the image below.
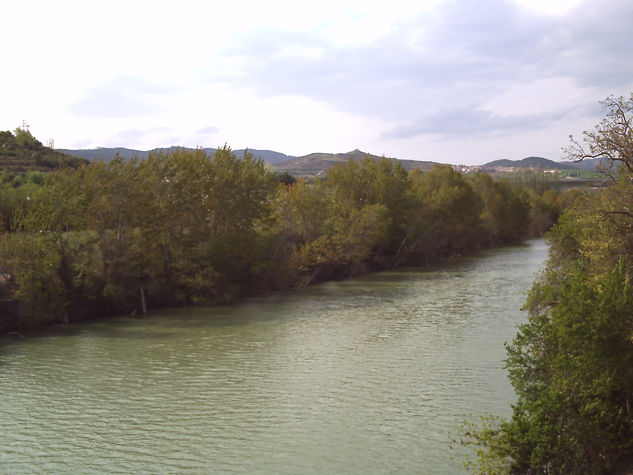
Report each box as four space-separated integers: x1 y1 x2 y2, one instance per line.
0 240 548 474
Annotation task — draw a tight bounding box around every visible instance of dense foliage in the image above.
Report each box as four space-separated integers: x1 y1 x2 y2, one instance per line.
0 145 564 333
461 94 633 474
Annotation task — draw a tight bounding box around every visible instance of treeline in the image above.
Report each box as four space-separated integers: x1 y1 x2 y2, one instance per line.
0 146 565 332
462 95 633 473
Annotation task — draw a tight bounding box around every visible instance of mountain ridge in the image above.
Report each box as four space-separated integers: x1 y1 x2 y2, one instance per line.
54 146 609 177
481 156 577 170
57 147 294 164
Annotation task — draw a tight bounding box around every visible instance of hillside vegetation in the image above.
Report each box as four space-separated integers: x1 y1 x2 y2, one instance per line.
0 129 88 174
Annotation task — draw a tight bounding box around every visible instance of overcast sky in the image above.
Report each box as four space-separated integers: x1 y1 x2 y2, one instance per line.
2 0 632 165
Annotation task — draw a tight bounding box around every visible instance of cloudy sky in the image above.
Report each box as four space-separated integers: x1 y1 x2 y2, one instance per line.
2 0 632 165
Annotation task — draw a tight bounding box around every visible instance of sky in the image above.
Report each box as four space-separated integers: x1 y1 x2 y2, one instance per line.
2 0 632 165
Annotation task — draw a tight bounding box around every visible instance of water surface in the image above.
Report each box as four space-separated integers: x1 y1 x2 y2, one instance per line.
0 240 548 473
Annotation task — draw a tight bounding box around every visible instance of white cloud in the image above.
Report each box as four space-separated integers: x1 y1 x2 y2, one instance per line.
482 78 602 116
1 0 632 164
510 0 582 15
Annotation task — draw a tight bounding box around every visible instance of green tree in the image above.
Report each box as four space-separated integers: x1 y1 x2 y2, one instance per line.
408 164 483 260
462 218 633 473
525 188 563 237
462 95 633 474
471 173 530 245
74 158 151 315
1 232 67 328
136 146 276 303
325 155 412 261
503 258 633 473
13 127 42 150
259 179 331 288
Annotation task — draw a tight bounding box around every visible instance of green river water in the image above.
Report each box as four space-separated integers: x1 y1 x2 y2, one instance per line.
0 240 548 473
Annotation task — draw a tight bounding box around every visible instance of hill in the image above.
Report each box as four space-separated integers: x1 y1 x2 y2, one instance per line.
0 130 88 174
57 145 613 178
272 150 362 177
60 146 435 177
56 147 148 162
271 149 439 177
59 146 296 165
236 149 294 164
482 156 578 170
569 157 614 171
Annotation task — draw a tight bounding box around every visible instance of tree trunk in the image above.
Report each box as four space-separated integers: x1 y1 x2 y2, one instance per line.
140 283 147 316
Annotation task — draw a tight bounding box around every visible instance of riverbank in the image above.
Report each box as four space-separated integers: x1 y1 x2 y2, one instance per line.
1 149 565 334
0 240 549 473
1 236 549 339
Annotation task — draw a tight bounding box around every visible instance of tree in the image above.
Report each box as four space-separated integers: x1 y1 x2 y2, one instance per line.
462 95 633 473
471 173 530 245
76 158 151 315
134 146 276 303
461 197 633 474
501 257 633 473
1 231 67 328
13 127 42 150
325 156 412 261
409 164 483 260
565 94 633 180
259 179 332 288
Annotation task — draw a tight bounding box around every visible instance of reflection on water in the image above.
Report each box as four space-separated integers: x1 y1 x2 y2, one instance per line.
0 240 548 474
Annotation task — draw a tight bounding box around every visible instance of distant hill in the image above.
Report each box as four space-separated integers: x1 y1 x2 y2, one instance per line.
272 150 363 177
482 156 578 170
59 146 434 177
57 144 614 178
235 149 295 164
396 159 439 173
57 147 148 162
59 147 296 165
0 130 88 174
569 157 614 171
271 149 439 177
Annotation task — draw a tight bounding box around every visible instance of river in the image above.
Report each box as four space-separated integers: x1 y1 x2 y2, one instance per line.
0 239 548 473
